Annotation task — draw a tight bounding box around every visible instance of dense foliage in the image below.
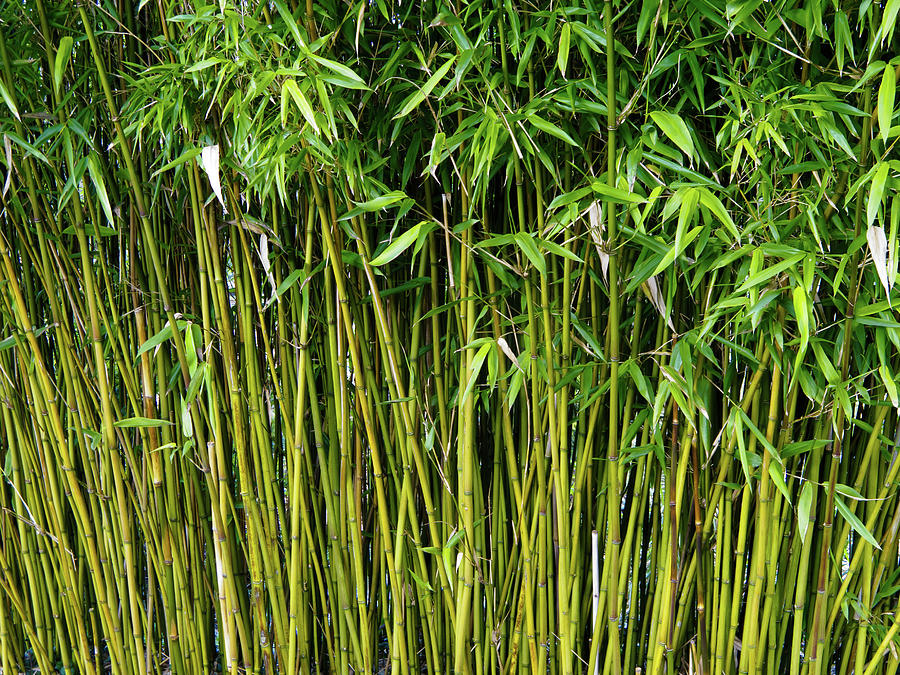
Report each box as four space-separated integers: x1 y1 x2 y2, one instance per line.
0 0 899 673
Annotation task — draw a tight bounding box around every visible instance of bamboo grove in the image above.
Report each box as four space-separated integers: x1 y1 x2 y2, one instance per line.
0 0 899 673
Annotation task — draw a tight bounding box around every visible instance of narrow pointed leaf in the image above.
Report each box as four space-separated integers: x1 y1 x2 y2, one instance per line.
835 495 881 549
394 56 456 119
879 64 896 144
650 111 694 160
370 222 425 266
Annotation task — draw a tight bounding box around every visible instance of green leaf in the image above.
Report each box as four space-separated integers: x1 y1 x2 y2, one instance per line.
537 238 582 263
370 222 429 266
733 409 753 487
529 114 578 146
309 54 369 89
793 285 809 355
514 232 546 274
0 77 19 121
6 132 48 164
275 269 306 298
0 333 16 352
446 527 466 549
697 188 739 242
152 147 202 177
868 162 889 228
735 253 805 293
135 320 188 360
650 111 694 160
274 0 306 49
114 417 173 428
768 462 792 505
185 362 207 406
442 547 455 593
835 483 865 500
61 223 117 237
86 155 115 228
460 342 492 407
394 55 456 119
53 36 74 96
811 341 840 386
736 407 781 463
313 77 337 139
880 364 899 408
798 482 813 543
548 186 593 210
822 121 857 160
283 79 319 132
409 569 433 592
557 23 571 78
185 58 225 73
591 181 645 204
341 191 408 220
876 0 900 53
835 494 881 549
878 64 896 145
652 225 702 276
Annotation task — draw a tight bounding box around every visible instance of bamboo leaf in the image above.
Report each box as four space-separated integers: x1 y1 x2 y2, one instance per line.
811 341 840 386
876 0 900 51
537 238 582 263
529 115 578 146
591 181 645 204
557 23 571 78
135 320 188 360
274 0 306 49
0 77 19 121
835 494 881 549
768 462 792 505
409 569 433 592
878 65 896 145
836 484 865 500
514 232 546 274
185 363 207 406
309 54 369 89
798 482 813 543
275 269 306 298
394 55 456 119
697 188 739 242
737 407 781 463
650 111 694 160
61 223 117 237
153 147 202 177
53 36 74 96
185 58 225 73
283 79 319 133
353 191 407 213
735 253 805 293
86 155 115 228
652 224 702 276
794 285 810 355
733 409 753 486
446 528 466 549
869 162 889 229
370 222 428 266
114 417 173 428
460 342 492 406
879 364 899 408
